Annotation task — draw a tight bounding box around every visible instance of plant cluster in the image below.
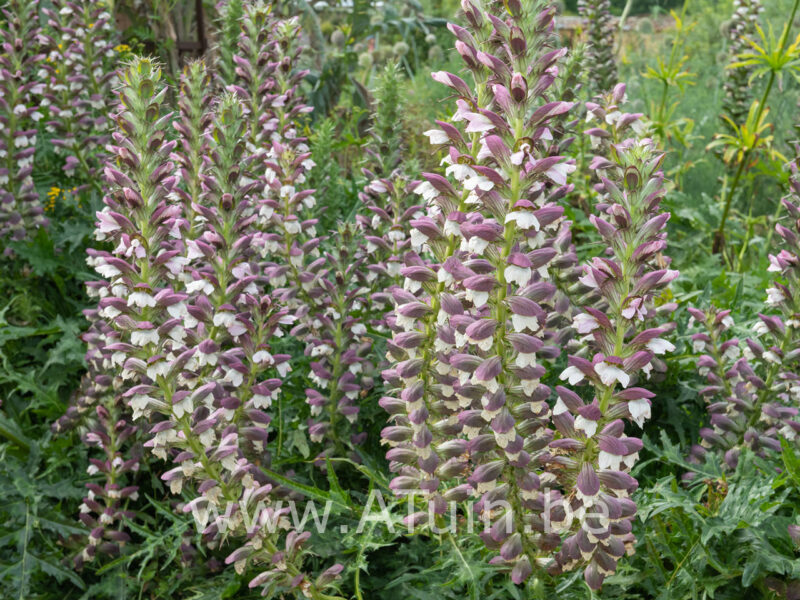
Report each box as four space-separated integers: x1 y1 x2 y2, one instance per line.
578 0 617 93
2 1 800 599
720 0 764 128
0 0 46 242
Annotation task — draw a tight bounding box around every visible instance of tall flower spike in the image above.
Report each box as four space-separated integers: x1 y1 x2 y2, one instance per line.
82 55 181 565
383 0 577 583
180 88 341 600
211 0 245 89
91 58 341 597
365 62 406 176
548 119 678 588
253 14 316 277
356 64 425 327
40 0 117 183
684 305 755 473
229 0 279 160
178 91 314 595
292 224 376 457
743 172 800 450
687 166 800 470
229 9 317 285
0 0 46 242
91 56 180 330
54 308 141 567
578 0 617 94
721 0 763 128
172 59 213 230
76 390 140 566
247 16 376 455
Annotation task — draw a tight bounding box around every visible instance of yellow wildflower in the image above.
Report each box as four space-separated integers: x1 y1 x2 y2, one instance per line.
45 187 60 212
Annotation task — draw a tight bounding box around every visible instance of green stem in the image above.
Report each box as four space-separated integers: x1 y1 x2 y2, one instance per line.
277 389 284 460
643 534 670 584
713 79 771 254
656 80 670 132
665 537 700 589
325 311 346 451
735 179 757 271
617 0 635 57
0 420 30 450
18 500 31 600
445 531 479 600
714 0 800 253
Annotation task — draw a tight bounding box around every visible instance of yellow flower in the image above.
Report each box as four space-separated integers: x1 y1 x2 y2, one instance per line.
114 44 131 53
45 188 59 212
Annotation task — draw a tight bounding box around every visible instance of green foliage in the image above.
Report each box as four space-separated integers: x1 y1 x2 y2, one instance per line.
610 439 800 599
0 430 87 597
0 224 94 599
308 117 361 233
369 62 404 174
